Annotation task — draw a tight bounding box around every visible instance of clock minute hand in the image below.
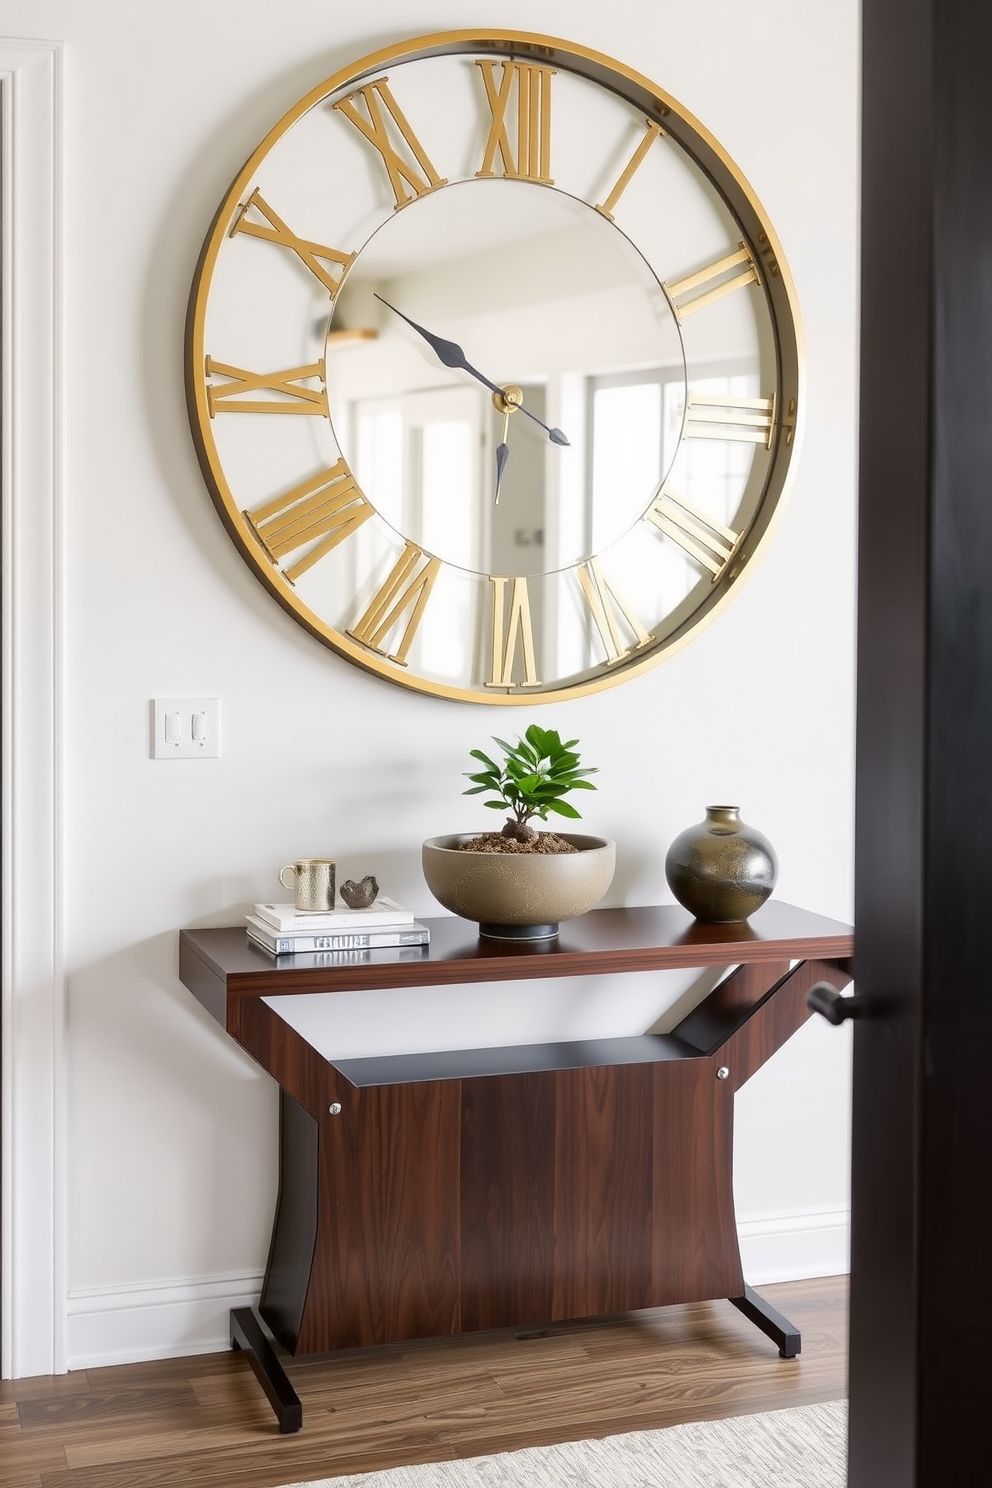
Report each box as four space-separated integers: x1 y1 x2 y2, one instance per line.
517 403 570 446
374 294 502 397
375 294 570 447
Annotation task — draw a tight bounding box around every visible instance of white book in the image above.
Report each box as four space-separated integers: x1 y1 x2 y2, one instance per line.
246 940 430 968
252 894 415 932
246 917 430 955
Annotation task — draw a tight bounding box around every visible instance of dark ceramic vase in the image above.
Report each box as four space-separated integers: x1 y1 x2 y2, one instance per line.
665 805 778 923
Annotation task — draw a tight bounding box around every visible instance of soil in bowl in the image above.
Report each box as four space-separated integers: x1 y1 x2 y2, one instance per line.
456 831 579 855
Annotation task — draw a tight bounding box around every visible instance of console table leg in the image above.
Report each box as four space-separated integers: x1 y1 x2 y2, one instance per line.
729 1284 802 1358
230 1305 303 1433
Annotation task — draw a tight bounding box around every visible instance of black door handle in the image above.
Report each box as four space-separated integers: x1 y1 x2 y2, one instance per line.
807 981 867 1025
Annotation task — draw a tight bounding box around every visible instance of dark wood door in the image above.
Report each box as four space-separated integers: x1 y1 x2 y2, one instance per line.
850 2 992 1481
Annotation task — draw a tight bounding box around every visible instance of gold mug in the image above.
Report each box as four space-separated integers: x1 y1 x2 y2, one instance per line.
278 858 336 913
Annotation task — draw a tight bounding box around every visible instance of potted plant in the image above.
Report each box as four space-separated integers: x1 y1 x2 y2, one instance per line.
422 725 616 940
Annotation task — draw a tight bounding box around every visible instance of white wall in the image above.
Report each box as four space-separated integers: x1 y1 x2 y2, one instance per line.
2 0 859 1369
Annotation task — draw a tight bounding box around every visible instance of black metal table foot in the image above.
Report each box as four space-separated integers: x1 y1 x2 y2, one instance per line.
729 1283 802 1358
230 1306 303 1432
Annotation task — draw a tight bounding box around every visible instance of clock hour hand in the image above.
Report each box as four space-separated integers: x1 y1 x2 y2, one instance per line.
494 398 514 505
375 294 570 448
495 439 510 504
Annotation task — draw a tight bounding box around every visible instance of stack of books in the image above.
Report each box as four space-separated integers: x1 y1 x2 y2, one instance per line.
246 894 429 956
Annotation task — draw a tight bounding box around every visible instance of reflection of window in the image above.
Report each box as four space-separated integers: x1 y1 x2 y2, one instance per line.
356 408 403 518
664 369 759 529
587 369 684 555
590 381 662 552
421 422 471 560
352 387 481 571
566 362 761 679
352 391 480 680
587 365 759 546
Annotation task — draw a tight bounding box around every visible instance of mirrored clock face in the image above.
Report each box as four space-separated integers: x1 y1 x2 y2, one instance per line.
187 31 802 702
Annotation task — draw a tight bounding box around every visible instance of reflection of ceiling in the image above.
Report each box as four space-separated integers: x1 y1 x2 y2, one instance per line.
336 185 670 336
346 178 632 281
335 221 673 344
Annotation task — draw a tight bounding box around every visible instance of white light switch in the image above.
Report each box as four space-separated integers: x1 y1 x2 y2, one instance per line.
152 698 221 759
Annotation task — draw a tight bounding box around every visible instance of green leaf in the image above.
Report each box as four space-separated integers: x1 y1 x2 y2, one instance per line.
545 798 582 818
483 800 506 810
524 723 548 753
515 773 542 792
469 748 499 769
462 785 491 795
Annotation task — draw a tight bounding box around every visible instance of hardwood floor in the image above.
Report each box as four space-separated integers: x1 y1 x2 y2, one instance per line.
0 1276 847 1488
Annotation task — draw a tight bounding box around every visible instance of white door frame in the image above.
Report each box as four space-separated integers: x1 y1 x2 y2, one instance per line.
0 37 66 1379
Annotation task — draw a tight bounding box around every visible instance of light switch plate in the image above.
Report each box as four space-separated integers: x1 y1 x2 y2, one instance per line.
152 698 221 759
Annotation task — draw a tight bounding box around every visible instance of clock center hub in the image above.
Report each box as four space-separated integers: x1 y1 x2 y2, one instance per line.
493 385 523 415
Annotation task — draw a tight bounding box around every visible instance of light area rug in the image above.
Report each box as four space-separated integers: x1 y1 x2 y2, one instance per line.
280 1399 847 1488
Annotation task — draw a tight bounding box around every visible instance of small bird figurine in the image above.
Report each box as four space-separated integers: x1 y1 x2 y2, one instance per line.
339 875 379 909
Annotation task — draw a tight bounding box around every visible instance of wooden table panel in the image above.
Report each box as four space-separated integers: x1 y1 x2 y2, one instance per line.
459 1072 557 1333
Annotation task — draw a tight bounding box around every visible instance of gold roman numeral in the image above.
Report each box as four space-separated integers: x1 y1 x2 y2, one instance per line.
595 120 665 221
665 245 760 320
229 189 355 297
645 490 741 578
333 78 446 210
487 577 540 687
205 357 327 417
348 542 441 666
685 391 776 446
576 558 652 665
475 61 555 183
245 461 373 584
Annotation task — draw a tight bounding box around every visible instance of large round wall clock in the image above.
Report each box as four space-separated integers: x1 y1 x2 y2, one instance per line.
186 30 803 703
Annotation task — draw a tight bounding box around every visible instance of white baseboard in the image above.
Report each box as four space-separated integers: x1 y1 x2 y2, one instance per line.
67 1270 264 1370
738 1206 851 1285
66 1207 850 1370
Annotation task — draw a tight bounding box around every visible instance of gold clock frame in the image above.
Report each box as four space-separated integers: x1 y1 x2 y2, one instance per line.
185 29 805 704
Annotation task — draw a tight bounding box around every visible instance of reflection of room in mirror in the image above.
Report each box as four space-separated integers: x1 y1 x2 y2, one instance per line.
353 388 480 569
324 178 683 578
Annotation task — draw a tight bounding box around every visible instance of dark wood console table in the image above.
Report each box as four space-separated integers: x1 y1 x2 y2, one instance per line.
179 901 853 1432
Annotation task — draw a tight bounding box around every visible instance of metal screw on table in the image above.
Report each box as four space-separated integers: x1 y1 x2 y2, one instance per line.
328 1102 342 1115
716 1066 730 1081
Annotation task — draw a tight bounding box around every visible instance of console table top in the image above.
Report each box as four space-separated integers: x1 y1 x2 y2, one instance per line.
180 901 854 1029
